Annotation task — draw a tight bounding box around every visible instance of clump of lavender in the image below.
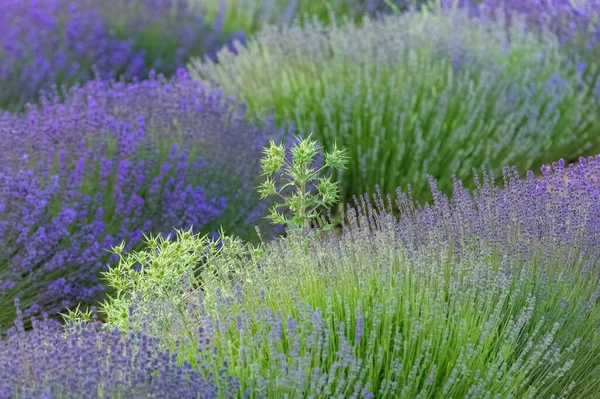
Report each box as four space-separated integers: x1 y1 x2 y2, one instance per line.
97 145 600 396
0 299 234 398
0 0 240 111
91 0 246 67
443 0 600 54
0 69 286 330
192 0 430 37
192 8 600 204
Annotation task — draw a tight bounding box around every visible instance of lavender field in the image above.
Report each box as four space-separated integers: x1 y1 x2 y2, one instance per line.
1 0 600 398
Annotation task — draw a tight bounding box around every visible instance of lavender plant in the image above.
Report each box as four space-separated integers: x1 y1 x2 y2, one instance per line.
191 0 430 36
97 147 600 397
444 0 600 53
92 0 246 66
191 8 600 203
0 299 233 398
189 0 298 37
0 70 286 330
0 0 239 111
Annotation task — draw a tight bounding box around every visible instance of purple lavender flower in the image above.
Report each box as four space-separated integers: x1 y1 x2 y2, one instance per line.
444 0 600 55
0 0 243 111
0 70 286 329
354 315 364 344
0 305 231 398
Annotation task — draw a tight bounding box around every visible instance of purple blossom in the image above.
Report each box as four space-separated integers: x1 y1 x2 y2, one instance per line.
0 70 286 329
354 315 364 344
0 306 230 398
0 0 244 110
444 0 600 54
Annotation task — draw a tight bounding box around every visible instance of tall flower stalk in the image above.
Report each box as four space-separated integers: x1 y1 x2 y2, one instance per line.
257 134 348 232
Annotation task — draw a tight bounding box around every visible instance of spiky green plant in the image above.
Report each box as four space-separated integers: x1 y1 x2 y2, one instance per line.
257 134 348 231
191 8 600 204
94 228 264 335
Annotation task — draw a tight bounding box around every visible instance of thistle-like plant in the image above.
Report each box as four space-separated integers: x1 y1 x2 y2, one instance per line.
59 303 96 326
95 227 264 336
257 134 348 232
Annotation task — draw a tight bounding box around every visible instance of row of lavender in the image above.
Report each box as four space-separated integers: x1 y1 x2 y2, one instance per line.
2 149 600 397
4 0 600 112
0 0 427 112
0 0 246 111
193 7 600 204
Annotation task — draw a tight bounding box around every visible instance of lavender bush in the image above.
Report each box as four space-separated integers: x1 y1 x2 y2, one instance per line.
0 299 233 398
0 69 286 330
191 8 600 204
97 147 600 397
0 0 241 111
189 0 431 36
444 0 600 53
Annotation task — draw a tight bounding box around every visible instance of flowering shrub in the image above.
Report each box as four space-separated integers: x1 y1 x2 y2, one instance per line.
0 0 241 111
445 0 600 52
0 70 286 330
94 150 600 397
191 9 600 203
192 0 430 36
0 299 230 398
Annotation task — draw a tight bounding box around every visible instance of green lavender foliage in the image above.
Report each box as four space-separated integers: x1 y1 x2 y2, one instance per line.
94 196 600 397
191 9 600 203
189 0 423 36
93 153 600 397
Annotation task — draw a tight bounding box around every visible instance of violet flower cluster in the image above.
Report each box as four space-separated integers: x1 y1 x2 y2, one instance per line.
0 0 243 111
446 0 600 53
0 69 286 330
0 299 233 399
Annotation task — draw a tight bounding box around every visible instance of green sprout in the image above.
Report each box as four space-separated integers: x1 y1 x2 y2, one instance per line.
257 133 348 232
59 302 95 325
